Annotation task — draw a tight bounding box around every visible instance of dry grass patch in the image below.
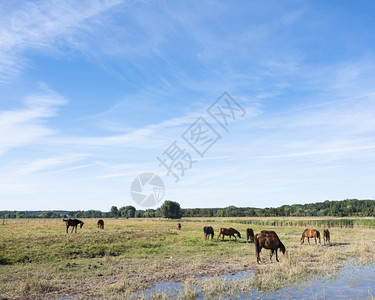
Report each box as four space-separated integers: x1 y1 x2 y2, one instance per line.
20 275 56 294
2 218 375 298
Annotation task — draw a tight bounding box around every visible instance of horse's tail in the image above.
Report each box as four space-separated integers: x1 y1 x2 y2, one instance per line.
217 228 223 241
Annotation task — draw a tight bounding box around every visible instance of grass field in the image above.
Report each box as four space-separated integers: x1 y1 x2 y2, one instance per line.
1 217 375 299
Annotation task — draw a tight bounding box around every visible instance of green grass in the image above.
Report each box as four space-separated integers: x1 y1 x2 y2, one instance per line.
1 217 375 299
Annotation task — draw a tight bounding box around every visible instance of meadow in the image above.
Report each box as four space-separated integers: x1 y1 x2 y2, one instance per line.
1 217 375 299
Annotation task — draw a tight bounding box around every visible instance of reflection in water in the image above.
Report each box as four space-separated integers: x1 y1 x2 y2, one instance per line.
137 263 375 299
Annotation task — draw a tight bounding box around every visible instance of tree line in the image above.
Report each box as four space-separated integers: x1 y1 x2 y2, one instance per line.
1 199 375 219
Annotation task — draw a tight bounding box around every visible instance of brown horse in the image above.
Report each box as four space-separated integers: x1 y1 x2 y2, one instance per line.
254 232 286 263
63 219 84 233
97 219 104 230
217 227 241 241
246 228 254 243
261 230 280 239
203 226 214 240
323 229 330 245
176 223 181 230
300 229 321 245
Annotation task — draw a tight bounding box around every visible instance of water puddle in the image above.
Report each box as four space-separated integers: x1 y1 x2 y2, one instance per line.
135 263 375 299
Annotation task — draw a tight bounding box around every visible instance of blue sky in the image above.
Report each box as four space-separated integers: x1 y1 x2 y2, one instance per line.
1 0 375 210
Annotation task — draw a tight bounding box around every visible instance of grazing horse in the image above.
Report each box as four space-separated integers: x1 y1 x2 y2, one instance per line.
246 228 254 243
63 219 84 233
203 226 214 240
217 227 241 241
300 229 321 245
323 229 330 245
254 232 286 263
261 230 280 239
176 223 181 230
97 219 104 230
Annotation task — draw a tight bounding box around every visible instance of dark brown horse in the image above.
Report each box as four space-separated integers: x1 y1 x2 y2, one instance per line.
254 232 286 263
217 227 241 241
323 229 330 245
300 229 321 245
203 226 214 240
97 219 104 230
63 219 84 233
176 223 181 230
246 228 254 243
261 230 280 239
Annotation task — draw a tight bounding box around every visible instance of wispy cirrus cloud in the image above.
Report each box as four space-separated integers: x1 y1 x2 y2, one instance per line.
0 87 67 155
0 0 123 83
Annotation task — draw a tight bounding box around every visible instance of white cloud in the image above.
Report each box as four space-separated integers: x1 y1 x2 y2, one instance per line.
0 89 67 155
0 0 123 83
14 153 90 176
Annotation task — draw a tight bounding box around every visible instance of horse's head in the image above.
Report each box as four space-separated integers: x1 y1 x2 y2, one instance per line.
300 237 304 244
280 242 286 255
80 222 84 228
238 232 241 238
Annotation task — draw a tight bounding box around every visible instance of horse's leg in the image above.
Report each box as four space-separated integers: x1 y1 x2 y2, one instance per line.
258 249 262 263
275 249 279 262
270 250 273 261
66 225 69 233
308 237 310 245
314 237 317 245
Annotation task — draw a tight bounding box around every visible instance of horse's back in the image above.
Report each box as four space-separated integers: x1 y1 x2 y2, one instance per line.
257 233 280 249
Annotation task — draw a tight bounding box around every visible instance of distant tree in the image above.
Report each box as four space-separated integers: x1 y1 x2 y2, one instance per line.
119 206 126 217
16 211 24 219
74 211 84 218
160 200 182 219
119 206 136 218
41 211 56 218
110 206 119 218
125 206 136 218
